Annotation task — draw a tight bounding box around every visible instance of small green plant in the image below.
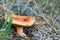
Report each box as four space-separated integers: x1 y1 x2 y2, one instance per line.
4 17 13 40
0 11 13 40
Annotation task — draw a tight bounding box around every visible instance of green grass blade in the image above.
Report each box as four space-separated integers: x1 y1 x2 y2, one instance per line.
6 18 13 32
3 17 13 40
1 11 11 29
0 11 11 37
0 29 6 36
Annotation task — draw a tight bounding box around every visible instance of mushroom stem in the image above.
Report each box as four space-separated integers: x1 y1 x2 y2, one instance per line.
16 27 24 36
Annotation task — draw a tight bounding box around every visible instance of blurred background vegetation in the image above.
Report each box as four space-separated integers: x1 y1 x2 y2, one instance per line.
0 0 60 40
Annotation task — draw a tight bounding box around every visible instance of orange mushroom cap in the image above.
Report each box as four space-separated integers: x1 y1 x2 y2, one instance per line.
4 14 35 26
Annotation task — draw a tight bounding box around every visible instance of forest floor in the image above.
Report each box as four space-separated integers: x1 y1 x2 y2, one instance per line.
0 0 60 40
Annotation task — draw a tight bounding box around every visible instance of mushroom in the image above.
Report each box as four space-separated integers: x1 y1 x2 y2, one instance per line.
4 14 35 36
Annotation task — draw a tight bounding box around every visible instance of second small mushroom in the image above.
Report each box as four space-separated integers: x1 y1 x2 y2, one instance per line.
4 14 35 36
